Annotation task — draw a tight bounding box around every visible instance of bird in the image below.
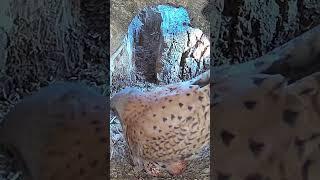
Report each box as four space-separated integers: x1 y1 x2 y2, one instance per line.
110 71 210 176
212 72 320 180
0 82 108 180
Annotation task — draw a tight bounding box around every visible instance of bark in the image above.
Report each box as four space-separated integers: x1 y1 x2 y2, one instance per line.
0 29 8 71
213 24 320 83
205 0 320 65
0 0 108 121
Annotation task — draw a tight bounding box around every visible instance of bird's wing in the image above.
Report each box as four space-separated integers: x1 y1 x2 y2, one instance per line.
125 84 210 161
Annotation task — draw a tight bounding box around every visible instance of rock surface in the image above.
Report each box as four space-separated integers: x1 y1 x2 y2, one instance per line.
111 5 210 92
110 0 209 55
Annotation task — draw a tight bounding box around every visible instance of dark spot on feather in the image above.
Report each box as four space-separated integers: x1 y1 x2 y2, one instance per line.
302 159 313 180
93 105 101 110
99 137 107 143
66 163 71 169
187 116 193 122
91 120 99 125
244 173 263 180
78 153 83 159
282 109 299 127
190 131 197 135
295 137 305 158
89 160 98 168
299 88 314 95
95 127 101 133
217 172 231 180
221 130 235 146
79 168 85 175
248 139 265 157
243 101 257 110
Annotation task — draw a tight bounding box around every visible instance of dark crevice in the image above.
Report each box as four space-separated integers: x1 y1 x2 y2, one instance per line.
297 0 306 32
222 0 244 65
270 0 289 52
251 18 262 57
179 50 189 80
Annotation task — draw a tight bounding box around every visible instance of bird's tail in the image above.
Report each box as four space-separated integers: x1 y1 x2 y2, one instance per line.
188 70 210 87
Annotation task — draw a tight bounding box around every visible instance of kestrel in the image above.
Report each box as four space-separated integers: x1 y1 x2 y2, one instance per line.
0 82 108 180
111 71 210 176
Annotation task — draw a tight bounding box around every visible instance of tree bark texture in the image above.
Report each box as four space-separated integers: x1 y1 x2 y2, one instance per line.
204 0 320 65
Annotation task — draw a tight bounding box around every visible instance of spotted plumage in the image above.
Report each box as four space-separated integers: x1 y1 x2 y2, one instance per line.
213 72 320 180
211 24 320 180
111 72 210 176
0 82 107 180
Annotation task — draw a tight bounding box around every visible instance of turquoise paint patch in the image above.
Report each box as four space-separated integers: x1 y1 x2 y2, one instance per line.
157 5 190 36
